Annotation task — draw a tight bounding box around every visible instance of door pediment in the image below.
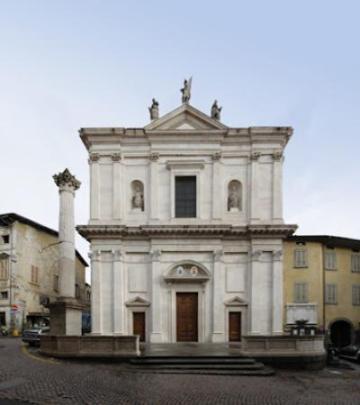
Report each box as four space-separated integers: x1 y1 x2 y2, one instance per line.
145 104 228 131
164 262 210 283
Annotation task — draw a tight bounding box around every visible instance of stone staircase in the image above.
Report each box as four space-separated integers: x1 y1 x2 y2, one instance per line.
126 356 274 376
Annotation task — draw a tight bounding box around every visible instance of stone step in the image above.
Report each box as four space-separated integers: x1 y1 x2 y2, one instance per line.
129 362 266 370
131 357 256 365
123 365 275 376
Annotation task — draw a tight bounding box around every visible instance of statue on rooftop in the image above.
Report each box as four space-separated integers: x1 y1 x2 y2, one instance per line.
149 98 159 120
211 100 222 120
180 77 192 104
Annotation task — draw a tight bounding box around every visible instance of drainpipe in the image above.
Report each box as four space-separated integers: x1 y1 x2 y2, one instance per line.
322 245 326 337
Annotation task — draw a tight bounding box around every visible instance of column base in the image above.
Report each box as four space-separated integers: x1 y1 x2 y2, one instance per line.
150 332 164 343
211 332 225 343
48 297 84 336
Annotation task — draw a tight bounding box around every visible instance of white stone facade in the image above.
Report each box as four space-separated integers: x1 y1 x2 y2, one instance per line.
78 103 296 342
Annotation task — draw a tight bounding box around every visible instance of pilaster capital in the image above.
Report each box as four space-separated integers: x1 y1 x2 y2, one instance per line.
150 249 161 261
88 250 101 261
111 153 121 162
272 250 283 261
251 250 262 261
250 152 261 161
112 249 124 261
53 168 81 191
212 152 222 161
272 151 283 161
149 152 160 161
213 249 223 262
89 153 100 162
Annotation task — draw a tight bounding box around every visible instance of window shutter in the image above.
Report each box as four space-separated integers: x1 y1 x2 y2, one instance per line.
353 285 360 305
294 283 308 303
351 254 360 272
324 251 336 270
294 249 307 268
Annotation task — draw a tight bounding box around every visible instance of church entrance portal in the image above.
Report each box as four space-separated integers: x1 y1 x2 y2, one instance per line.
176 292 198 342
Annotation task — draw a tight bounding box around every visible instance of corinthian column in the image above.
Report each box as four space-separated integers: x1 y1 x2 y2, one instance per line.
53 168 81 298
48 168 83 336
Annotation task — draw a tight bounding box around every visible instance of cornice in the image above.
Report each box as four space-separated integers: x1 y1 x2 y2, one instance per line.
76 224 297 241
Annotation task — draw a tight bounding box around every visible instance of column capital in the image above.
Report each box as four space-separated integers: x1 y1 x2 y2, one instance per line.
272 151 283 161
53 168 81 191
89 153 100 162
213 249 223 261
272 250 283 261
250 152 261 161
149 152 160 161
88 250 101 261
111 153 121 162
112 249 124 261
212 152 222 161
150 249 161 261
251 250 262 261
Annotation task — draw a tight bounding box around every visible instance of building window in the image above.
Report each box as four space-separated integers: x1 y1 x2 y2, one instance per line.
53 275 59 292
294 282 308 303
0 291 8 300
324 249 336 270
31 265 39 284
175 176 196 218
294 248 308 268
0 259 9 280
352 285 360 306
75 283 80 299
0 235 9 244
325 284 337 304
351 253 360 273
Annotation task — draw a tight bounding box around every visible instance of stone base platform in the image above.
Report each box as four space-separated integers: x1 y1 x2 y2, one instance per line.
40 335 140 358
40 335 326 370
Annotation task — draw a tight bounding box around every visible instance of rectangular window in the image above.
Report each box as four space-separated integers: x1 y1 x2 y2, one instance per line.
294 249 308 268
0 259 9 280
31 265 39 284
325 284 337 304
351 253 360 273
324 250 336 270
352 285 360 306
294 282 308 303
53 275 59 291
0 291 8 300
175 176 196 218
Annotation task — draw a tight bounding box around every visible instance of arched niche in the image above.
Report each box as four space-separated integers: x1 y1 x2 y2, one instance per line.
227 180 242 212
131 180 144 211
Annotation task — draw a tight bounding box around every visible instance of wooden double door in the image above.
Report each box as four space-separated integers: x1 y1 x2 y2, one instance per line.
176 292 198 342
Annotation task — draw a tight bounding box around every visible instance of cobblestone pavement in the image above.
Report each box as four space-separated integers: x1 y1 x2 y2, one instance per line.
0 338 360 405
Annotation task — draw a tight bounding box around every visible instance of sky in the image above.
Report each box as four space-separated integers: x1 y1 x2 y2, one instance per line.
1 0 359 276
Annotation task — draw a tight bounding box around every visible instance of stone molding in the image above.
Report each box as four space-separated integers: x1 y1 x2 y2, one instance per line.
53 168 81 191
166 160 205 170
77 224 297 241
224 296 248 306
125 296 151 307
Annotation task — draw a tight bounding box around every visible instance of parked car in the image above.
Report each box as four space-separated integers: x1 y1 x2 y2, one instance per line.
22 326 50 346
339 344 360 362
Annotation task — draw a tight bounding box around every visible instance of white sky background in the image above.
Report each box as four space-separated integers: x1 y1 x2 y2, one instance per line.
0 1 359 283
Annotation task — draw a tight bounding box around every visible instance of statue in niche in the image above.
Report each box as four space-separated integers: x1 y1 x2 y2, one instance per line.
148 98 159 120
132 181 144 211
211 100 222 120
180 77 192 103
227 181 241 211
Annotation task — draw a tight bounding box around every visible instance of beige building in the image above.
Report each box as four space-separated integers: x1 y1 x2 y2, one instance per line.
284 235 360 347
0 213 88 332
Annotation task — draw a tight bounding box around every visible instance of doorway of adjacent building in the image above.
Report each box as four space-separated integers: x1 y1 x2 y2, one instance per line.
176 292 198 342
133 312 146 342
229 312 241 342
0 312 5 326
330 320 352 348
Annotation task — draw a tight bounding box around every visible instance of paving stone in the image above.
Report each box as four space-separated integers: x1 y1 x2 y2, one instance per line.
0 337 359 405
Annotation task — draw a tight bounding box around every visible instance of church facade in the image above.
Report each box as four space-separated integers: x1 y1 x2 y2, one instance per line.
78 94 297 343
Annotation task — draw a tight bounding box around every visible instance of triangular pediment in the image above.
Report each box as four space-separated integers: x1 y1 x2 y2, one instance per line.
145 104 227 131
224 296 248 306
125 296 151 307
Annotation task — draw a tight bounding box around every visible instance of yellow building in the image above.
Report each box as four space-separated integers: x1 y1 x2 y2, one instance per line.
0 213 88 332
284 235 360 347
